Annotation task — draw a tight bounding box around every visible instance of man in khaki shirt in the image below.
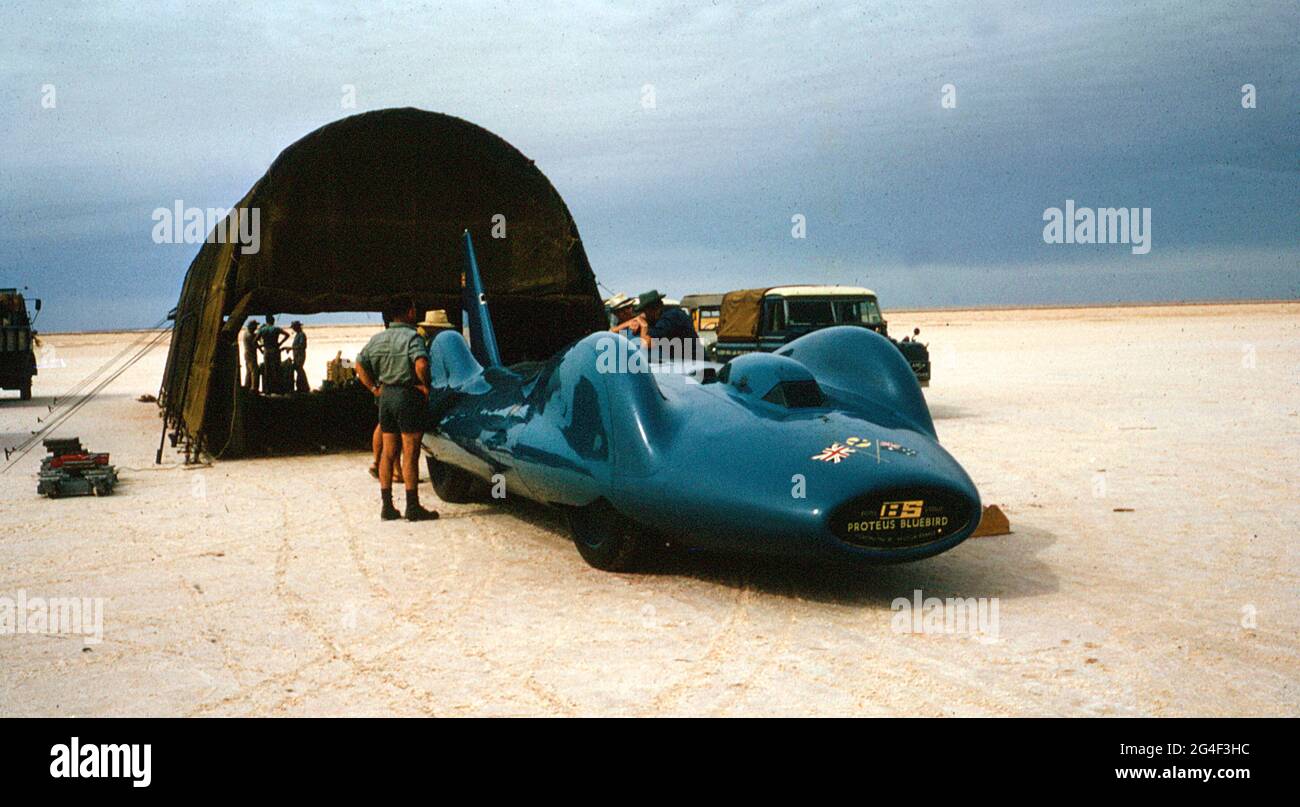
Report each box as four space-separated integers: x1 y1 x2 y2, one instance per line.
356 299 438 522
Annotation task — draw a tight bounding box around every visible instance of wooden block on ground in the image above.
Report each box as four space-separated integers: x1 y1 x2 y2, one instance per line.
972 504 1011 537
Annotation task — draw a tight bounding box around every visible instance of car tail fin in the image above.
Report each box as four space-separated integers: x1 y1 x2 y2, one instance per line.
460 230 503 368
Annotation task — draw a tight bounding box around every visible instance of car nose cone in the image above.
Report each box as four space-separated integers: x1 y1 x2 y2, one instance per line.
829 484 978 550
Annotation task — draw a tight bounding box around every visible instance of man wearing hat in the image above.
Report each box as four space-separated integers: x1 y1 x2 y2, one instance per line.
627 290 699 356
416 309 461 434
289 320 309 393
604 293 639 336
416 309 455 349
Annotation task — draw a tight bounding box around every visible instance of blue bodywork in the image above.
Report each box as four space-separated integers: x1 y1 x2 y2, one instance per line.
422 232 981 568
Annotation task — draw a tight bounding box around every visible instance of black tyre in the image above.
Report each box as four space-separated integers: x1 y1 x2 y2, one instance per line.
20 381 32 401
426 455 486 504
567 500 643 572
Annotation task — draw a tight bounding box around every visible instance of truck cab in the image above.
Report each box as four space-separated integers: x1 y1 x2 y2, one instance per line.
679 293 723 356
711 286 930 386
0 288 39 400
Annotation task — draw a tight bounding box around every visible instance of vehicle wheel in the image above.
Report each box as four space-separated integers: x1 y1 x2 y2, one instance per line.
426 455 484 504
92 482 111 496
567 500 643 572
46 483 61 499
20 382 32 401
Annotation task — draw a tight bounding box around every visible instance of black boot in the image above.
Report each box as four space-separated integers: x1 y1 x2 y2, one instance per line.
380 488 401 521
405 488 439 521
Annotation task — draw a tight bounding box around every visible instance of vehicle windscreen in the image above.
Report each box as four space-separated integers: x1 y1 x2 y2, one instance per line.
784 300 836 327
780 297 882 329
833 298 883 325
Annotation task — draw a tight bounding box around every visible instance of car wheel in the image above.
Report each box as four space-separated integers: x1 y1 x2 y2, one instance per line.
20 382 32 401
567 500 643 572
426 455 484 503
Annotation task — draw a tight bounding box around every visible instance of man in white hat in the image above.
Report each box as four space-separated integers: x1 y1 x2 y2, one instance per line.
604 293 638 336
416 309 463 439
416 309 455 349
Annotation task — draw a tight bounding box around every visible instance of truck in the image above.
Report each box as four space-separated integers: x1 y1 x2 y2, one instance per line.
0 288 40 400
678 293 723 356
709 285 931 386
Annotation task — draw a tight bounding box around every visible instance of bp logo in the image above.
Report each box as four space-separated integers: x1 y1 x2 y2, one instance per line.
879 500 924 519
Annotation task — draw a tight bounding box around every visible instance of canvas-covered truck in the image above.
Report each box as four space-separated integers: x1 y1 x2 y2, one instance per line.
710 286 931 386
0 288 40 400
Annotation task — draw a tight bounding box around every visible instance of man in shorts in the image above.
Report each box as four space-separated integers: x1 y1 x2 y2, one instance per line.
356 298 438 522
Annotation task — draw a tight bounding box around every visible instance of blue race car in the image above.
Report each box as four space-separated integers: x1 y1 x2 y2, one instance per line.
422 233 981 571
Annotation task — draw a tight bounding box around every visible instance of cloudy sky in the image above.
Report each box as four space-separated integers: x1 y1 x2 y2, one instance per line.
1 1 1295 331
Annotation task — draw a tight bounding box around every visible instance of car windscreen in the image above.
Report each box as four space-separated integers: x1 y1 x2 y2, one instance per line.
784 299 837 327
780 298 882 328
833 298 883 325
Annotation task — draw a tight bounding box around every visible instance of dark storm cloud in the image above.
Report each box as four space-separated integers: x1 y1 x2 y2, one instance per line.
0 1 1295 330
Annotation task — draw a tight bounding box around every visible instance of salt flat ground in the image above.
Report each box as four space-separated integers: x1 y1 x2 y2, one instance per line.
0 303 1296 716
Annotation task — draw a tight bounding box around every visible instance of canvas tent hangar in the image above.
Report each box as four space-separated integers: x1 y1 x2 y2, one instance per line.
158 108 606 460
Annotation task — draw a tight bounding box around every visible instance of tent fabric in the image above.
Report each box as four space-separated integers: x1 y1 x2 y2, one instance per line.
716 288 770 342
159 108 606 457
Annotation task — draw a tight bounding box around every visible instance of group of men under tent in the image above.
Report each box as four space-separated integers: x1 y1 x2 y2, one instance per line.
238 315 310 395
238 310 457 397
